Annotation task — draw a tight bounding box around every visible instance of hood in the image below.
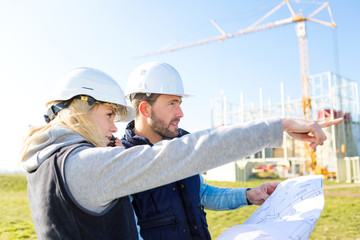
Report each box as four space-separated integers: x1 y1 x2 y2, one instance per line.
21 124 87 173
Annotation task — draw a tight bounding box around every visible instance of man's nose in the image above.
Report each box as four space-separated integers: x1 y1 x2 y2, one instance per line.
176 107 184 118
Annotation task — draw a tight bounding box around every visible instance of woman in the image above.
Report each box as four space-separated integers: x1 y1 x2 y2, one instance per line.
20 67 339 240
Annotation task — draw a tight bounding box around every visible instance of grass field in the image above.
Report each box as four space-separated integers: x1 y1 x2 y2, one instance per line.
0 174 35 239
206 179 360 239
1 174 359 239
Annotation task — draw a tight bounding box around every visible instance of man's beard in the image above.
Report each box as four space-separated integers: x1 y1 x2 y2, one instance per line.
148 110 180 139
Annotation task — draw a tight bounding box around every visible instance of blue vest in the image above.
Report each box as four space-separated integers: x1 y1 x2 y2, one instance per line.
27 143 139 240
121 121 211 240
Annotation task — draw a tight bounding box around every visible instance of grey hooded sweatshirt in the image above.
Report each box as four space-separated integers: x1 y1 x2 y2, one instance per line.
21 118 283 213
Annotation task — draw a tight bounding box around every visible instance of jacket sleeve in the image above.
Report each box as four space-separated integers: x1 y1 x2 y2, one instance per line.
64 118 283 212
199 175 249 210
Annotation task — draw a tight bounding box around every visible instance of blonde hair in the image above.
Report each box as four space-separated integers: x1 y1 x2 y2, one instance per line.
20 99 113 162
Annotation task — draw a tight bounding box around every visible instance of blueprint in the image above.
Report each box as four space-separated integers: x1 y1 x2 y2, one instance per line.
217 175 324 240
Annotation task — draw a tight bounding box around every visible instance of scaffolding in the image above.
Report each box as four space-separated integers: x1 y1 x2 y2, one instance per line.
209 72 360 182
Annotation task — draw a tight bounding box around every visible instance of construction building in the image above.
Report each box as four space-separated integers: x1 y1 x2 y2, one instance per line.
204 72 360 183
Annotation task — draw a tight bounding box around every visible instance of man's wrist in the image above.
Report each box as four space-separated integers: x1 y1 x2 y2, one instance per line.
246 188 252 205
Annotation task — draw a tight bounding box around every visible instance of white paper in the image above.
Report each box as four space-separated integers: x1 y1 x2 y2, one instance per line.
217 175 324 240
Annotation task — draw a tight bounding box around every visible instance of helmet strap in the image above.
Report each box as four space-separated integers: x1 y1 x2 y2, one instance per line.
44 98 74 123
44 95 117 123
129 93 152 102
73 95 97 106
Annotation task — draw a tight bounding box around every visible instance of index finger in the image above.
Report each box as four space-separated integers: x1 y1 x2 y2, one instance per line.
318 118 343 128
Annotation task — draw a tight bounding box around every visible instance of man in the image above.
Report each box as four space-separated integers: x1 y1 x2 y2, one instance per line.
121 62 281 239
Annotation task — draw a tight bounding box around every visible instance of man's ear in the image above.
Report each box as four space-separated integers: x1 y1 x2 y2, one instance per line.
139 101 151 118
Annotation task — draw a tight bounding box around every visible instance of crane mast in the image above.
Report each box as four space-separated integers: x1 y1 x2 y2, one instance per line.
296 20 317 172
296 21 311 120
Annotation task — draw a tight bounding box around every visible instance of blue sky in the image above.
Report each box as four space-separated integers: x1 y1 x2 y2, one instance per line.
1 0 359 171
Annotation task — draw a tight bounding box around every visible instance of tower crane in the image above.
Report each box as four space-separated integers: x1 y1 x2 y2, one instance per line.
134 0 336 174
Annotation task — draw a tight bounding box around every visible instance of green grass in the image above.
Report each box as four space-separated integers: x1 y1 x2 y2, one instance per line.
310 195 360 239
0 174 36 239
206 179 360 239
0 174 359 239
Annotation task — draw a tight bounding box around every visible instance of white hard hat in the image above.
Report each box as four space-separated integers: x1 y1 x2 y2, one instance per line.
46 67 135 122
125 62 189 99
